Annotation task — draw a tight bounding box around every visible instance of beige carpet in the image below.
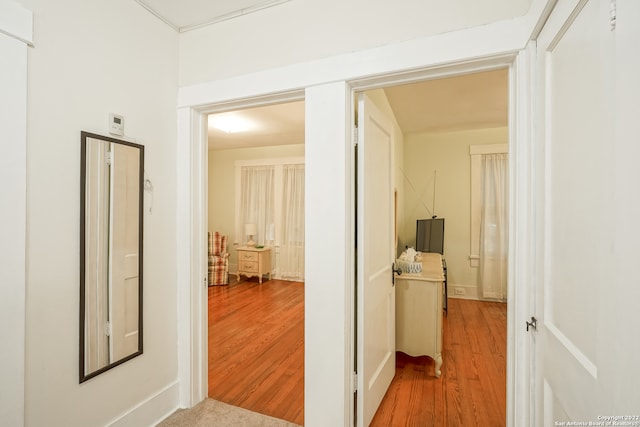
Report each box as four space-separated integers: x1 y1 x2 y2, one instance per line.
157 399 302 427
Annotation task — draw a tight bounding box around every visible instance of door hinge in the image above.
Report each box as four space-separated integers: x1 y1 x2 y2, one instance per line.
610 0 616 31
353 127 358 147
526 316 537 332
105 151 113 166
352 371 358 392
105 321 112 337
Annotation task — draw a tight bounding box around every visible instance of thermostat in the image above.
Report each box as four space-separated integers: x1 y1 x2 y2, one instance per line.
109 113 124 136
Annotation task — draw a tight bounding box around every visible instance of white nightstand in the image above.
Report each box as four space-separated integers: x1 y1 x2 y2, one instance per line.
236 246 272 284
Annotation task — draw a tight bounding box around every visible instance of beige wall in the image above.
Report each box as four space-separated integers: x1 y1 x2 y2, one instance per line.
208 144 305 267
402 127 508 298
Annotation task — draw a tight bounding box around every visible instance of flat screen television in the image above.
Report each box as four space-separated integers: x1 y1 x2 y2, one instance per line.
416 218 445 254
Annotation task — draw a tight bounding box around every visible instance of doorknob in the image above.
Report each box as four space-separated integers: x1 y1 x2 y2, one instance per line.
392 263 402 286
526 316 537 332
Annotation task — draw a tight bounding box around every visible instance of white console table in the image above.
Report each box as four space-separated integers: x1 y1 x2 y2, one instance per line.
395 253 445 377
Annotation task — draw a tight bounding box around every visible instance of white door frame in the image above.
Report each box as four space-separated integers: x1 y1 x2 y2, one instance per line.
348 49 535 426
176 10 547 424
0 3 32 426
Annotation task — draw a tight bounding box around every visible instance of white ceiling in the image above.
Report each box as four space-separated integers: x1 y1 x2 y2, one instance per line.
207 68 508 150
135 0 293 31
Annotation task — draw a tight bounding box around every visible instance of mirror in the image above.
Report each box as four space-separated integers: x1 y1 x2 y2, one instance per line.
80 131 143 382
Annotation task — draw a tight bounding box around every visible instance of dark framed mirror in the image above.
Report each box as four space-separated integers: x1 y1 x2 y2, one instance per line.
80 131 143 383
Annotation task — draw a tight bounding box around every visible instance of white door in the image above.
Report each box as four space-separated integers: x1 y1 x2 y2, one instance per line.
534 0 615 423
109 143 141 361
356 93 396 426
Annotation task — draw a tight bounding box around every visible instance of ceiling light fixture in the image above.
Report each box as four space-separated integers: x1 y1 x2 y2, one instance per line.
208 114 254 134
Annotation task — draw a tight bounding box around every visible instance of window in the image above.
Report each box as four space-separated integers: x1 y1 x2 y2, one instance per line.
470 144 508 300
235 158 305 280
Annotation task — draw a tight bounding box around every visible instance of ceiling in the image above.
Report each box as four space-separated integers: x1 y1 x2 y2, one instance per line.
207 68 508 150
134 0 293 31
208 101 305 150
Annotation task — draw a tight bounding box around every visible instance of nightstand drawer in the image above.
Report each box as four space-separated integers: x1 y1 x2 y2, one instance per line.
239 251 258 262
241 261 258 272
236 246 272 284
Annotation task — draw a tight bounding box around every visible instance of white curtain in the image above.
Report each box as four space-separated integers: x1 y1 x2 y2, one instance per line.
280 165 305 279
238 166 275 246
479 153 508 301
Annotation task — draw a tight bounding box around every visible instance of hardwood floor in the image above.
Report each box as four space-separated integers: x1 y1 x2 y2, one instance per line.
208 281 506 427
371 298 507 426
207 277 305 425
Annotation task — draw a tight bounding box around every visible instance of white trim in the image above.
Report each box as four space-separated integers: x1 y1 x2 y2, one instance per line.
134 0 293 33
176 107 208 407
0 4 31 425
545 322 598 379
235 157 304 167
470 144 509 155
305 82 352 426
449 283 480 300
508 43 538 427
0 1 33 46
178 18 532 108
179 0 293 33
107 380 180 427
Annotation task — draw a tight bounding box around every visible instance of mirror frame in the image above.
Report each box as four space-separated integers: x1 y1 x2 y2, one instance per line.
79 131 144 383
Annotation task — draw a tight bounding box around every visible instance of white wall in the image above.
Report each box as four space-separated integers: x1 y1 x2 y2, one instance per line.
208 143 304 267
20 0 180 425
0 2 31 425
178 0 531 86
402 127 508 298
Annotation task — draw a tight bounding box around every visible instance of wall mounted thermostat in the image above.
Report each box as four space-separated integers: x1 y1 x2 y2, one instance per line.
109 113 124 136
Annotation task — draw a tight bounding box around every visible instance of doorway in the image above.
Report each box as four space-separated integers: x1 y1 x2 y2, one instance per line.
205 100 306 425
357 68 510 424
179 50 534 426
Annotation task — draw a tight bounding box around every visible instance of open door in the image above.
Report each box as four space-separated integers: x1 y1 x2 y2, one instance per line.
356 93 396 426
534 0 615 423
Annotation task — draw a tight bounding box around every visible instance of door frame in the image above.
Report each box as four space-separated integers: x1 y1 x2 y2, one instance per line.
176 17 543 426
348 50 535 425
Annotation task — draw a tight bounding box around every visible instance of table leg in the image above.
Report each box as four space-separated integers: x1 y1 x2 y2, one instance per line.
435 353 443 378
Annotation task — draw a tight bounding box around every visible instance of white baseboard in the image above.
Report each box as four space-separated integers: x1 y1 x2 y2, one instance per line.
448 283 480 300
107 380 180 427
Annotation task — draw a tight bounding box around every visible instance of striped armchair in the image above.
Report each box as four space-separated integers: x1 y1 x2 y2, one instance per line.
208 231 229 285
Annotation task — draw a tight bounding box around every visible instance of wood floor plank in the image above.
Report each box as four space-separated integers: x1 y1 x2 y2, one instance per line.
371 298 507 426
208 281 506 426
207 278 305 426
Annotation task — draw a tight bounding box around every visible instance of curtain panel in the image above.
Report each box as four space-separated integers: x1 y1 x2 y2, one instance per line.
238 165 275 247
236 161 305 281
280 164 305 279
479 153 508 301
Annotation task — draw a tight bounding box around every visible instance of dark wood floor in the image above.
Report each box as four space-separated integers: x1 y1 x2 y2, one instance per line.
208 279 506 426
